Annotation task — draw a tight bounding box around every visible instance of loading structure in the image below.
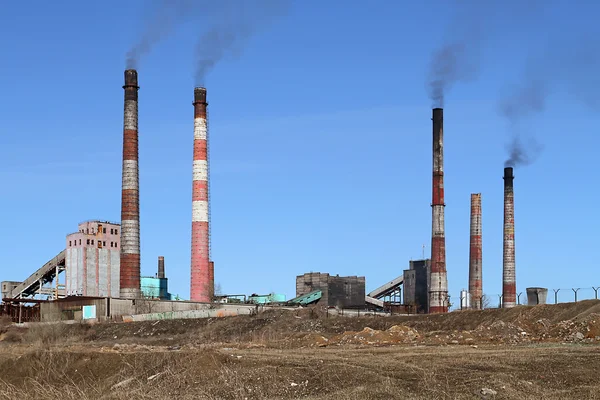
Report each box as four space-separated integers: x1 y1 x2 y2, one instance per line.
2 251 66 300
367 275 404 309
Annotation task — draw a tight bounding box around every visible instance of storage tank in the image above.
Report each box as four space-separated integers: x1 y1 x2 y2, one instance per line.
526 287 548 306
460 289 471 309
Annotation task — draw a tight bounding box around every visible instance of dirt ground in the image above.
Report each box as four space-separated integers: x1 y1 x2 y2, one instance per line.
2 300 600 399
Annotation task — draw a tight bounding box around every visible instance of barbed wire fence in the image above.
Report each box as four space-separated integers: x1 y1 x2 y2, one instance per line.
449 286 600 310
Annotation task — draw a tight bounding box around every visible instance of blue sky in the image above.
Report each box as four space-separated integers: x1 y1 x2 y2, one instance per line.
1 0 599 305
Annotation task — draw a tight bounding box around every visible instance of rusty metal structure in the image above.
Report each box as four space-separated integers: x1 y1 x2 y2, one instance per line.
191 87 212 302
120 69 141 299
502 167 516 308
469 193 483 309
0 302 40 323
429 108 448 313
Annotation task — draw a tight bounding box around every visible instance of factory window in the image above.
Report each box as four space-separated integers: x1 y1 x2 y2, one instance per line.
103 241 106 247
86 228 89 234
110 228 114 235
69 241 71 247
103 228 106 234
87 239 90 245
115 229 118 235
79 239 81 245
91 240 94 245
98 241 102 249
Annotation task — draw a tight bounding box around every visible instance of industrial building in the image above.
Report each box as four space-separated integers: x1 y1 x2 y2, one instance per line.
0 67 535 323
2 220 173 303
296 272 366 309
65 220 121 298
1 282 20 300
403 259 431 314
140 256 175 300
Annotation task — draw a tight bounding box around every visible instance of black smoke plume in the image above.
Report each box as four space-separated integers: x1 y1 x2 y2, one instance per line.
126 0 195 69
428 42 479 108
427 3 486 108
500 35 600 167
194 0 289 86
504 137 539 168
427 1 546 108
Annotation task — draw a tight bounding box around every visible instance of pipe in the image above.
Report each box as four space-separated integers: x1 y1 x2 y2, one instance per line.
469 193 483 309
120 69 141 299
429 108 448 313
190 87 211 302
502 167 516 308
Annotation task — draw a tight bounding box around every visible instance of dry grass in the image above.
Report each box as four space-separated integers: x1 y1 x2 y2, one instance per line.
0 316 12 328
0 345 600 399
2 302 600 398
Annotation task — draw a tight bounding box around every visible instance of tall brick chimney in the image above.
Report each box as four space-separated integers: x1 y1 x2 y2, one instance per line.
429 108 448 313
469 193 483 309
190 87 212 302
120 69 141 299
158 256 165 279
502 167 516 308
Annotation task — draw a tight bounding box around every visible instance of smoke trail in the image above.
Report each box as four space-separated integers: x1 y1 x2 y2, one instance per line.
428 42 480 108
195 23 252 86
427 3 486 108
126 0 195 69
427 1 547 108
194 0 289 86
500 35 600 167
504 137 540 168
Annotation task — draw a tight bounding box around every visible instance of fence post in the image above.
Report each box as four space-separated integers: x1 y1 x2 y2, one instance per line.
572 288 580 303
593 287 599 300
517 292 522 305
553 289 560 304
498 294 503 308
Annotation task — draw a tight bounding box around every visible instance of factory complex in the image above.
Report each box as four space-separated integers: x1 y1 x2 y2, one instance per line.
0 70 547 324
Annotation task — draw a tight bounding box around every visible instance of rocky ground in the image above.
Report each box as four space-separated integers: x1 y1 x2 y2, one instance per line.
1 300 600 399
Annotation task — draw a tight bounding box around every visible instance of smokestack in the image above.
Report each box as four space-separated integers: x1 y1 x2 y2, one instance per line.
502 167 516 308
429 108 448 313
158 256 165 279
191 87 211 302
120 69 141 299
469 193 483 309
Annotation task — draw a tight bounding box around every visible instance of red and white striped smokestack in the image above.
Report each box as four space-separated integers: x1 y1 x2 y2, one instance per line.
120 69 141 299
469 193 483 309
430 108 448 313
191 87 212 302
502 167 516 308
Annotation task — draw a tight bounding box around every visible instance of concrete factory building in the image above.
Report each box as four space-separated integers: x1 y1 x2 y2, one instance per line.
296 272 366 309
65 220 121 298
403 259 431 314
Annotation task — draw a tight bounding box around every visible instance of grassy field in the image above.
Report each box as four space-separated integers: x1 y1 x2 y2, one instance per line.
2 301 600 399
0 343 599 399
